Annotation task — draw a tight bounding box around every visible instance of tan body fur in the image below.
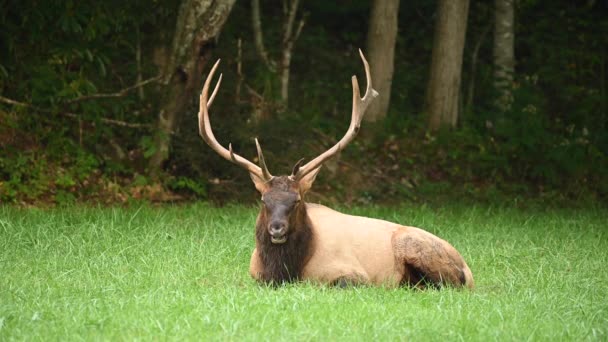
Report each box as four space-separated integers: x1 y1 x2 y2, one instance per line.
250 203 474 288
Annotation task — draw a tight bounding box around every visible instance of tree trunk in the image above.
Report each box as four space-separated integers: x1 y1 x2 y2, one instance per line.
426 0 470 131
279 0 304 106
493 0 515 112
148 0 236 177
466 22 491 115
251 0 275 72
364 0 400 123
251 0 304 109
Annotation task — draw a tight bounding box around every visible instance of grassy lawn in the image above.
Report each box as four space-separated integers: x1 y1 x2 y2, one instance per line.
1 203 607 340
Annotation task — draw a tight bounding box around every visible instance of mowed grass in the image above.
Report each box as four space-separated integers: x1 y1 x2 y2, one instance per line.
1 203 607 340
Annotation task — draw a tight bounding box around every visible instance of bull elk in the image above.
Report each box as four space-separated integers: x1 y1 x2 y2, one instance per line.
198 50 474 289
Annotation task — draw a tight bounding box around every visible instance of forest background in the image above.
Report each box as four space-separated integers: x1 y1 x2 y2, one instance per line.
1 0 606 206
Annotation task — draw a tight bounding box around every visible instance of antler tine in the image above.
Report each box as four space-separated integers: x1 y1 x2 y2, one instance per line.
355 48 379 118
255 138 273 180
207 71 221 108
198 59 272 181
293 49 379 180
289 158 306 179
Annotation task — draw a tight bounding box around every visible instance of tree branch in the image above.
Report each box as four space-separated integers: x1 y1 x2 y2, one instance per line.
250 0 305 106
293 15 306 43
136 26 145 100
466 22 491 114
278 0 305 104
65 76 160 104
236 38 244 102
63 112 151 128
0 95 28 107
251 0 276 71
283 0 301 44
0 95 151 129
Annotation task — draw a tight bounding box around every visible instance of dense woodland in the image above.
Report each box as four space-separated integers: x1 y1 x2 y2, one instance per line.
1 0 607 205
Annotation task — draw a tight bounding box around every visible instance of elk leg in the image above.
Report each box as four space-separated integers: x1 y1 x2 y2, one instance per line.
249 248 264 281
392 228 471 288
330 273 369 288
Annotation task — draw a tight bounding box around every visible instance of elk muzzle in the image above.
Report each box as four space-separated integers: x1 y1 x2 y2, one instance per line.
268 220 288 244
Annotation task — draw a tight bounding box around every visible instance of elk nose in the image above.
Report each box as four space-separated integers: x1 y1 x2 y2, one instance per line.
269 222 286 235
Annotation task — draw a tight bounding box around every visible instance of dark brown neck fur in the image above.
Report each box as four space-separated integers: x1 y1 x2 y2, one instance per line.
255 202 313 284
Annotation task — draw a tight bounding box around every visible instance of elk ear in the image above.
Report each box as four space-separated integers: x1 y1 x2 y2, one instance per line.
250 172 270 193
298 166 321 194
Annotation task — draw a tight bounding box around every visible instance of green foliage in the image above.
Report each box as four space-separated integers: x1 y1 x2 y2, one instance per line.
139 135 158 159
0 145 100 204
167 176 207 197
1 0 606 204
0 152 49 202
0 0 180 204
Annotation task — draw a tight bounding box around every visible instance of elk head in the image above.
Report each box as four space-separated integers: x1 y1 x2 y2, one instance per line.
198 50 378 245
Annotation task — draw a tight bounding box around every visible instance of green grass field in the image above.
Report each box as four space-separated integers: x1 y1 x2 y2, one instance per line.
1 203 607 340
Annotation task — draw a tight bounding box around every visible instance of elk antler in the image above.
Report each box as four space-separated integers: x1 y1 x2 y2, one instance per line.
291 49 378 181
198 59 273 182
